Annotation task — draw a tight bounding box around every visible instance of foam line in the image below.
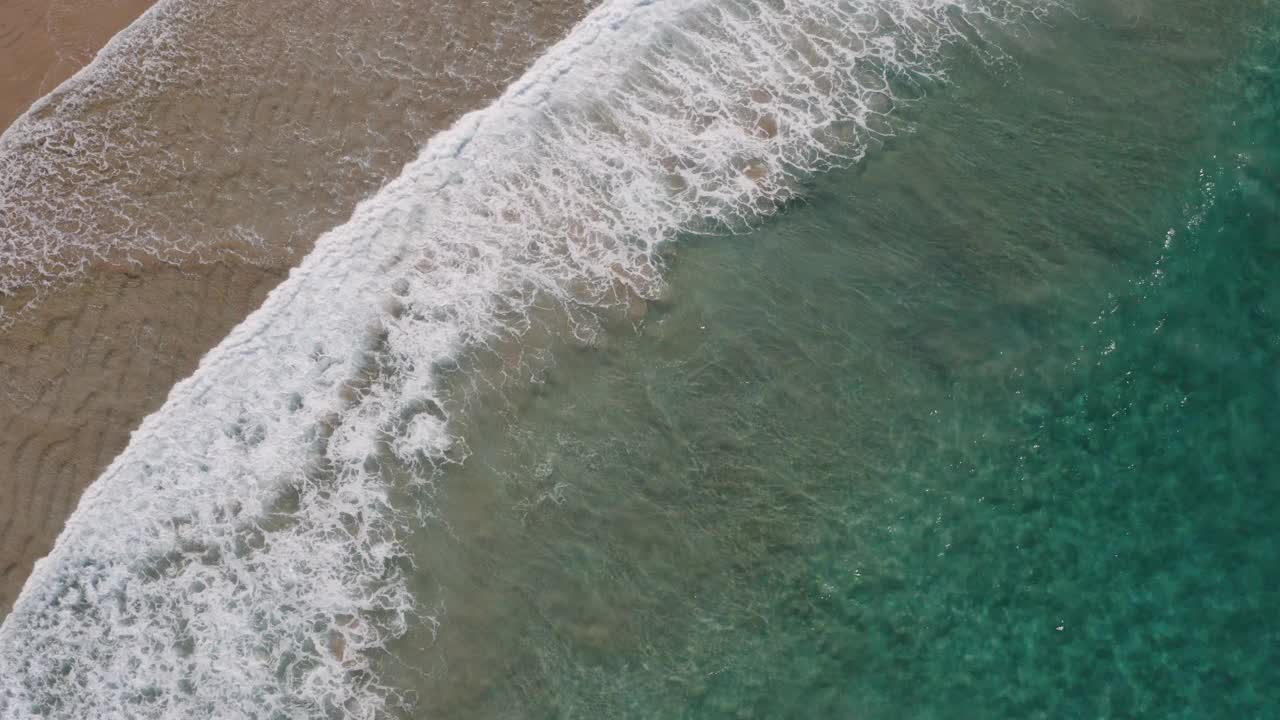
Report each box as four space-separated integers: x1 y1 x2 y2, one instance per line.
0 1 1048 716
1 0 222 320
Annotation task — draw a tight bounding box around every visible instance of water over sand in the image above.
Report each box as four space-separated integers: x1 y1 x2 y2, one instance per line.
0 0 596 615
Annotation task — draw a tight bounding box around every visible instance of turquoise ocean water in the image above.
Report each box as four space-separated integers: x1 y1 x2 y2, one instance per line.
386 2 1280 717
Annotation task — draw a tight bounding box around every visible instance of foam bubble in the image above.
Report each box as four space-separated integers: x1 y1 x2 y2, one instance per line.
0 0 1049 716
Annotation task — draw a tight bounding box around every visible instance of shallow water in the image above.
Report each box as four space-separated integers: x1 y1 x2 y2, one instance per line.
6 2 1048 716
0 0 596 617
386 2 1280 717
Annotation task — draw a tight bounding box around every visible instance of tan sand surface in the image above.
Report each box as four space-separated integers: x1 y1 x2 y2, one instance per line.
0 0 155 131
0 0 595 616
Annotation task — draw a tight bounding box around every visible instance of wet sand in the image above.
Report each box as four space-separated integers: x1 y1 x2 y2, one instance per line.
0 0 596 615
0 0 155 130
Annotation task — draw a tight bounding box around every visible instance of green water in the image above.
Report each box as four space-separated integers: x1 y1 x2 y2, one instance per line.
387 3 1280 717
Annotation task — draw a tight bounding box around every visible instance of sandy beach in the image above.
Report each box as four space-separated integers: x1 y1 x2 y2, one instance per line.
0 0 154 130
0 0 594 615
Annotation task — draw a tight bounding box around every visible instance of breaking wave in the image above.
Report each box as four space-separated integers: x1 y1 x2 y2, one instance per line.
0 0 1049 717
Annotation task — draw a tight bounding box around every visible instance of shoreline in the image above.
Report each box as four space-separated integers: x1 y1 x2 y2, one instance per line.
0 0 161 614
0 0 157 133
0 0 596 615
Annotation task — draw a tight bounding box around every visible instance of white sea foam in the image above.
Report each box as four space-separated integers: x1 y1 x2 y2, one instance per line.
0 0 1049 716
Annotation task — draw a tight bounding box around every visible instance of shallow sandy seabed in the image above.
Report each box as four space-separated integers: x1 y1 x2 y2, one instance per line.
0 0 154 130
0 0 596 615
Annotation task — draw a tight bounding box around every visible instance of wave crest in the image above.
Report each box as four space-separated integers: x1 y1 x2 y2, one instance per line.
0 0 1047 717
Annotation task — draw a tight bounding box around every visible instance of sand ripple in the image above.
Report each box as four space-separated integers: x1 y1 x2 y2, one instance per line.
0 0 596 616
